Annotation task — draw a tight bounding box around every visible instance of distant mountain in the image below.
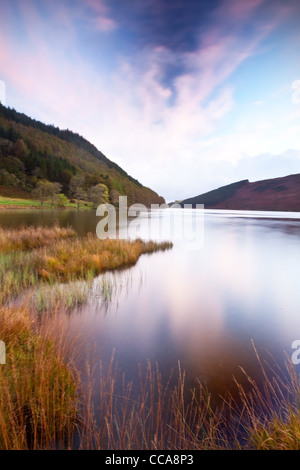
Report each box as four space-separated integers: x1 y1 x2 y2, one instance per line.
0 103 165 206
179 174 300 212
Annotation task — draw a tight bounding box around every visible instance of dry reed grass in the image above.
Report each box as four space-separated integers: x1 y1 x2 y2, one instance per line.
35 236 173 283
0 304 78 450
62 344 300 450
0 225 76 253
0 231 173 303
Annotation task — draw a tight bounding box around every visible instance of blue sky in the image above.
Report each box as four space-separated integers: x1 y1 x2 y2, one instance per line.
0 0 300 201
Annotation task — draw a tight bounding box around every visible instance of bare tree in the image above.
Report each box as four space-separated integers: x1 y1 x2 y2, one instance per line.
32 181 62 207
69 174 86 209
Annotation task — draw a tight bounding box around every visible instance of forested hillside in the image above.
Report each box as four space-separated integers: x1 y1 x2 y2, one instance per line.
0 103 165 206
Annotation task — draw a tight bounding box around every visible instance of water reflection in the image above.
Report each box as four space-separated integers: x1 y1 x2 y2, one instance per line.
1 208 300 405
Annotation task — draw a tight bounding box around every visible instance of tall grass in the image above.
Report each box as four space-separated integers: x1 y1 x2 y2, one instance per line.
30 281 92 314
35 236 173 283
0 225 76 253
0 305 78 450
63 346 300 450
0 231 173 303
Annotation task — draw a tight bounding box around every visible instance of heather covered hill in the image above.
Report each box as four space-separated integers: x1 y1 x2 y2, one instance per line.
179 174 300 212
0 103 165 206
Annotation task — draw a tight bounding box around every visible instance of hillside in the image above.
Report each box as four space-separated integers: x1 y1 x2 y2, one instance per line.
0 103 165 206
179 174 300 212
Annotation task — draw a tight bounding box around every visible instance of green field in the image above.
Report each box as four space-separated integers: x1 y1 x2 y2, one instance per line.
0 196 41 207
0 195 91 209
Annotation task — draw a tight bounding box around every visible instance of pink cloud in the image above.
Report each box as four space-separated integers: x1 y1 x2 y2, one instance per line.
221 0 266 20
78 0 118 32
80 0 108 16
92 15 118 32
1 0 299 201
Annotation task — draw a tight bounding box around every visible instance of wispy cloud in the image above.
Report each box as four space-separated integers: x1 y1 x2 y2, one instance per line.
0 0 299 200
78 0 118 32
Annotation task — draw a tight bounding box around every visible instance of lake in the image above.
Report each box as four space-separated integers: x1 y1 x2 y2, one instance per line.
1 207 300 409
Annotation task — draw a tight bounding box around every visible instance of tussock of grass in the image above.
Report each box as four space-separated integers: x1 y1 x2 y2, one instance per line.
31 281 92 313
35 236 173 283
0 234 172 303
0 225 76 253
249 410 300 450
234 347 300 450
0 305 77 449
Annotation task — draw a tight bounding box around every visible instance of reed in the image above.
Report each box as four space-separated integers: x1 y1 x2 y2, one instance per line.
73 351 300 450
0 225 76 253
0 304 78 450
34 236 173 283
30 281 92 314
0 230 173 303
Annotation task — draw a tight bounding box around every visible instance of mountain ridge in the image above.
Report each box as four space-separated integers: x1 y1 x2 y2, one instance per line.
178 174 300 212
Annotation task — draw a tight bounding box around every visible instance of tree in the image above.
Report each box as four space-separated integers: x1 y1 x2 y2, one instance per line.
0 169 19 187
110 189 121 205
0 156 25 177
69 174 86 209
47 182 62 208
32 180 62 207
56 193 69 208
32 167 43 179
87 183 109 208
32 181 49 206
60 169 73 187
12 138 29 160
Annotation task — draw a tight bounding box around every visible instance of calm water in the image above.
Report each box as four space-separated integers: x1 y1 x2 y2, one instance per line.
1 208 300 404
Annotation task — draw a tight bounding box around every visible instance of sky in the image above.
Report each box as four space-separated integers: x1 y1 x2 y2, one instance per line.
0 0 300 202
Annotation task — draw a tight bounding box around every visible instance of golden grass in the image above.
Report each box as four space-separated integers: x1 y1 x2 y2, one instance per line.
0 305 77 450
75 358 229 450
0 225 76 253
35 236 173 283
54 346 300 450
0 231 172 303
233 346 300 450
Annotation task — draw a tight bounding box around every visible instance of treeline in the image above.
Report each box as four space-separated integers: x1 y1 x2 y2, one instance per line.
0 103 165 206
